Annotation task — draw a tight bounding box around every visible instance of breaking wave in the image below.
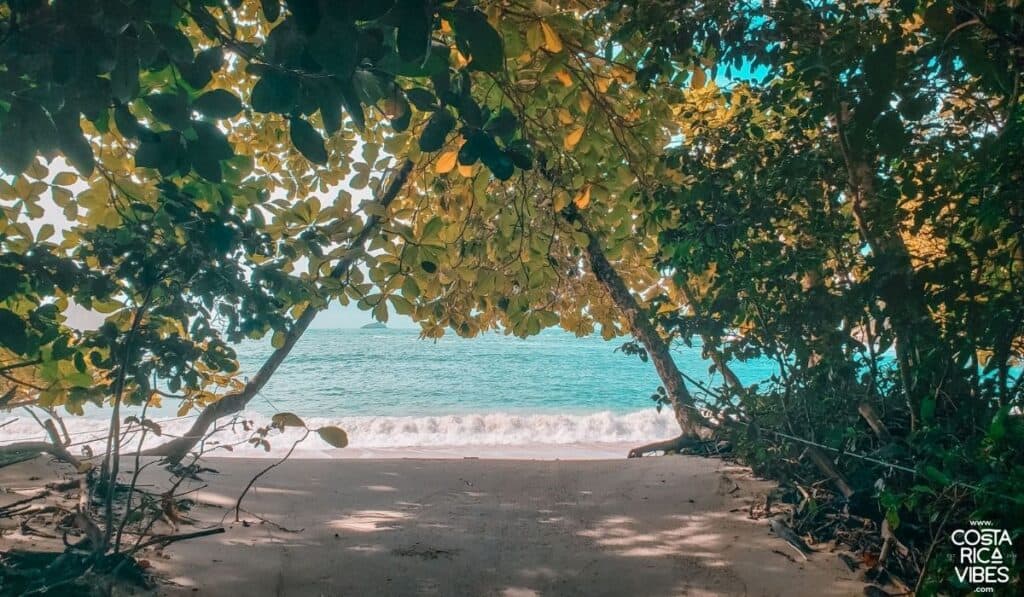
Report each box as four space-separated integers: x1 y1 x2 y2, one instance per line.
0 409 676 459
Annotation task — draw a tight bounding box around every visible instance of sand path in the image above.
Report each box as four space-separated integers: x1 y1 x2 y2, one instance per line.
131 456 864 596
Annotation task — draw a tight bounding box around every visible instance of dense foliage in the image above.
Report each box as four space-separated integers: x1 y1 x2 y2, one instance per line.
607 0 1023 592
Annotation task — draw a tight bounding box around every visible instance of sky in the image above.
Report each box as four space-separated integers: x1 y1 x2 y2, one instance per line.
311 301 417 329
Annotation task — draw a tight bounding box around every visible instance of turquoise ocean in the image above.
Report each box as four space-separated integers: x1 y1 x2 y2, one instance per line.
1 328 779 457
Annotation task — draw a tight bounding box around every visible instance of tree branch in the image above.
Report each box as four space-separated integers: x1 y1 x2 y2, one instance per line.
143 159 414 463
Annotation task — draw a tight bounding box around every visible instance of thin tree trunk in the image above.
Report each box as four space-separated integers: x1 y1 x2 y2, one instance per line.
144 160 413 463
835 110 950 430
572 215 706 446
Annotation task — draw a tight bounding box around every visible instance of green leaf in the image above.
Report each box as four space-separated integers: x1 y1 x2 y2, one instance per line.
114 105 141 138
151 23 193 63
272 412 306 428
251 71 298 114
988 405 1011 442
452 9 504 72
194 90 243 119
0 119 32 176
484 107 518 139
189 121 233 182
422 216 444 240
54 109 95 175
289 117 328 165
136 131 184 176
317 426 349 448
192 121 234 161
145 92 191 129
339 80 365 131
0 309 29 355
919 396 936 425
487 153 515 180
261 0 281 22
874 111 906 156
506 140 533 170
921 465 951 486
111 38 140 102
308 19 358 76
418 110 455 152
396 0 431 64
405 87 437 111
316 82 343 135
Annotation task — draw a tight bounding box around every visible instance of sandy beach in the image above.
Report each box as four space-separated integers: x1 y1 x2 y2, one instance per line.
1 454 864 596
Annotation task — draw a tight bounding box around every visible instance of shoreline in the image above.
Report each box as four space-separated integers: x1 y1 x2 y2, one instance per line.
0 409 681 460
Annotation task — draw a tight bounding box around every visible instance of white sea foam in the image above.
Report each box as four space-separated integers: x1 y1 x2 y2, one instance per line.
0 409 677 459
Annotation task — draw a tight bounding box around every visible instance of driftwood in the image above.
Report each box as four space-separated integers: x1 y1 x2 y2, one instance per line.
805 446 855 500
0 420 83 470
858 402 893 443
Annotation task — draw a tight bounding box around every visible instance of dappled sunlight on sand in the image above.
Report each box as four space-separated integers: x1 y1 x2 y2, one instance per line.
329 509 410 532
97 457 865 596
499 588 541 597
363 484 398 492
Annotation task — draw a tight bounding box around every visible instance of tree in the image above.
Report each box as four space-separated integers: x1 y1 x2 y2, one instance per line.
0 0 544 573
607 0 1023 590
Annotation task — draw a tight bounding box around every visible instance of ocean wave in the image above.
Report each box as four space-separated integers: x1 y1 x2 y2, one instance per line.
0 409 676 458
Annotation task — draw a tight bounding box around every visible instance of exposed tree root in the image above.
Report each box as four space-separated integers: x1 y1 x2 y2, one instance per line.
0 420 83 470
627 434 705 458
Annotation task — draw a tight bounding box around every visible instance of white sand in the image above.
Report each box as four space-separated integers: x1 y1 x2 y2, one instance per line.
1 455 864 596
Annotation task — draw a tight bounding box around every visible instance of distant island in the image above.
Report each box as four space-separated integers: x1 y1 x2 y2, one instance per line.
361 322 387 329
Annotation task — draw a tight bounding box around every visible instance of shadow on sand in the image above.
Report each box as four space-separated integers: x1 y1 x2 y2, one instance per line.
141 457 861 596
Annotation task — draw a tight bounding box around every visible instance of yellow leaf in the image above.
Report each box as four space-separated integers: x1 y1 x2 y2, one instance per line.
578 93 592 114
554 70 572 87
541 22 563 53
458 164 474 177
564 126 584 151
317 426 349 448
553 190 569 212
557 109 574 124
657 302 678 315
436 151 458 174
691 66 706 89
612 65 635 84
573 184 591 209
595 75 611 93
440 18 452 33
53 172 78 186
272 412 307 429
526 23 544 51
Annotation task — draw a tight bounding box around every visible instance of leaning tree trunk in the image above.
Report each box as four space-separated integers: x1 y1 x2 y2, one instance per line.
145 160 413 463
569 214 708 456
836 109 953 430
